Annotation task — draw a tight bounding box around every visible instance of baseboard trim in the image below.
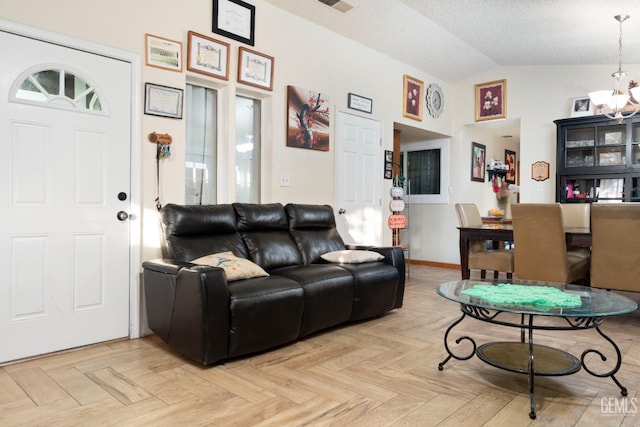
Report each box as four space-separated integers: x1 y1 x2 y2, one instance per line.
407 259 459 270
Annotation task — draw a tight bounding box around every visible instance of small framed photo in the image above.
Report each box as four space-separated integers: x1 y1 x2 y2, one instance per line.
237 47 274 91
403 74 424 121
570 97 594 117
145 34 183 72
384 149 393 179
505 149 516 184
348 93 373 114
187 31 230 80
213 0 255 46
144 83 184 119
475 79 506 121
471 142 486 182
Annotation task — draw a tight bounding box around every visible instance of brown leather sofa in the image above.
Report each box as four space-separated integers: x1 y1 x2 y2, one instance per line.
142 203 405 365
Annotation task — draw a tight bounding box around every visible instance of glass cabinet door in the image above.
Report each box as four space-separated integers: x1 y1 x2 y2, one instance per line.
564 127 594 168
595 125 626 167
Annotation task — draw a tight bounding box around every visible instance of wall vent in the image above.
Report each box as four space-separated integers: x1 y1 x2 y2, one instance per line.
317 0 353 13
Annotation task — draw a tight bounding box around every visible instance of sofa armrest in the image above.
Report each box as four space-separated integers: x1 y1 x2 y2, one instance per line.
143 258 230 365
371 247 405 309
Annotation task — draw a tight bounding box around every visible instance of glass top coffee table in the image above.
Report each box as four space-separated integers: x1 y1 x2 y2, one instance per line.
436 280 638 420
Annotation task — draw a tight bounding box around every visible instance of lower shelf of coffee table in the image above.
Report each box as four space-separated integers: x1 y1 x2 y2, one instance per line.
476 342 581 376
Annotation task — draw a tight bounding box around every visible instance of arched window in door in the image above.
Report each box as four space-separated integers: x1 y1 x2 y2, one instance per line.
10 65 105 114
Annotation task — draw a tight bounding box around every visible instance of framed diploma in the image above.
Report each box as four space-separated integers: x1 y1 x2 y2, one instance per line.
213 0 255 46
144 83 184 119
237 47 274 91
186 31 230 80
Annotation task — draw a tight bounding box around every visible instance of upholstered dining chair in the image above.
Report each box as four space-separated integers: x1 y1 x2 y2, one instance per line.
559 203 590 228
511 203 589 284
559 203 591 259
455 203 514 279
590 203 640 292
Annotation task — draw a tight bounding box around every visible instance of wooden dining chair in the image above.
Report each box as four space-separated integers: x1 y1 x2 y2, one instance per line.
455 203 514 279
559 203 591 259
590 203 640 292
511 203 589 284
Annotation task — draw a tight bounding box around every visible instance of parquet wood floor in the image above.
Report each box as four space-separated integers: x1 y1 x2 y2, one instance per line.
1 265 638 426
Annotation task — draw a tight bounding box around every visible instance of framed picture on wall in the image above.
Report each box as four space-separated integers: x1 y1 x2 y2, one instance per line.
471 142 486 182
186 31 230 80
144 83 183 119
237 47 274 90
505 149 516 184
475 79 506 121
212 0 255 46
286 85 330 151
145 34 183 72
402 74 423 121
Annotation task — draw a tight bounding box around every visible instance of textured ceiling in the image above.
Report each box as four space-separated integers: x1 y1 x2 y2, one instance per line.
263 0 640 84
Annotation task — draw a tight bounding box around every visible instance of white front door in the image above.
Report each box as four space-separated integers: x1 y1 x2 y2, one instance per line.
334 112 382 246
0 30 132 363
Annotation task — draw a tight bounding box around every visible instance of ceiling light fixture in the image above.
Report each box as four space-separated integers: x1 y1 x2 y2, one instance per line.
589 14 640 123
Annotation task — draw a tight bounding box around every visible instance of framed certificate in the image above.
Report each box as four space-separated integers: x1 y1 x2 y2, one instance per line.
187 31 230 80
144 83 183 119
213 0 255 46
237 47 274 90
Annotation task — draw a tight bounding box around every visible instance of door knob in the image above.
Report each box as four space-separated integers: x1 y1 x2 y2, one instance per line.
116 211 129 221
338 208 346 215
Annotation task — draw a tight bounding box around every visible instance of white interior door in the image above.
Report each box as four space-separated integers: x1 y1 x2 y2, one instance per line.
0 30 132 363
335 112 382 246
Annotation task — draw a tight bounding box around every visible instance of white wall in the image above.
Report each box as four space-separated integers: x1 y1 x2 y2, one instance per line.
2 1 638 267
0 0 452 263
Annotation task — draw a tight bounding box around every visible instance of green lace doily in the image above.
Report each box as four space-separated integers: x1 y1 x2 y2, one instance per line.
462 283 582 310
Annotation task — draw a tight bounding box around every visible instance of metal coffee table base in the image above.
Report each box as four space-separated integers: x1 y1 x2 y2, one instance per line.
437 307 628 420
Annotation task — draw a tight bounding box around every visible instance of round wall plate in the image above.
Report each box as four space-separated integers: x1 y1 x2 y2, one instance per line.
426 83 444 118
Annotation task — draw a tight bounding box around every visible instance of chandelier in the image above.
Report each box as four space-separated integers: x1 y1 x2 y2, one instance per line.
588 14 640 123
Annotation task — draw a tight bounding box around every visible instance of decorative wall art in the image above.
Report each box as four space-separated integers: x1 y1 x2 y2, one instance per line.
237 47 274 90
475 79 506 121
505 149 517 184
426 83 444 118
348 93 373 114
286 85 330 151
213 0 255 46
531 161 550 181
145 34 183 72
402 74 423 121
186 31 230 80
471 142 486 182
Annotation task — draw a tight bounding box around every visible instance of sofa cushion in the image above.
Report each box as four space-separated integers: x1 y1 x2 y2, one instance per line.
321 249 385 264
234 203 302 270
272 264 355 336
191 252 269 281
286 203 346 264
160 203 248 261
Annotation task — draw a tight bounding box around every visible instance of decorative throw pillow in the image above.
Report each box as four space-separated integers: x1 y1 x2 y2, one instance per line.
321 249 384 264
191 251 269 281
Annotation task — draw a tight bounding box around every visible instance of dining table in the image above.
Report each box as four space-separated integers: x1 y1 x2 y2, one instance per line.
458 224 591 279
